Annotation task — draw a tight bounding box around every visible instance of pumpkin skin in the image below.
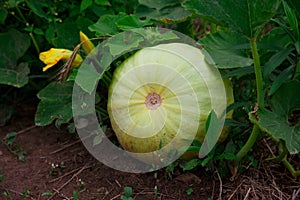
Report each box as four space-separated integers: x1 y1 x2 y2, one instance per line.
107 43 234 162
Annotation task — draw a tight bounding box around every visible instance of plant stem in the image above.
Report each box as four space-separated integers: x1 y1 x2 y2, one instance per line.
278 142 300 176
236 125 260 163
29 32 40 54
210 23 217 34
15 3 40 54
236 37 264 163
251 37 264 107
15 4 27 24
282 159 300 176
276 141 287 162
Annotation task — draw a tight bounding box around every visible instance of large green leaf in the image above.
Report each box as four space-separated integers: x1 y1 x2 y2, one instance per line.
80 0 93 12
249 80 300 154
74 62 102 94
0 4 8 24
138 0 181 10
105 32 144 56
259 27 292 51
0 29 30 87
51 22 80 49
135 1 191 24
182 0 282 37
199 31 253 68
35 82 74 126
27 0 48 19
116 15 153 31
263 46 294 79
89 13 126 37
286 0 300 19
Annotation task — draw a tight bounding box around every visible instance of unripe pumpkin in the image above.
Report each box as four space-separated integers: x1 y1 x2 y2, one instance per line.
107 43 234 162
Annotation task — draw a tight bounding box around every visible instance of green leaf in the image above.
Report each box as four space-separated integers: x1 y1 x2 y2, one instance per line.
0 29 30 87
0 175 3 181
116 14 153 30
33 28 44 35
52 22 80 49
138 0 181 10
123 186 133 197
186 188 194 195
93 134 103 146
198 110 221 158
199 31 253 68
0 63 30 88
41 191 53 196
27 0 48 19
135 4 191 24
131 28 179 45
7 0 17 8
80 0 93 12
286 0 300 19
225 118 249 127
215 152 237 160
76 17 94 36
105 32 144 56
263 46 294 78
75 63 100 94
182 0 282 37
183 159 202 171
223 66 254 78
179 145 201 153
0 6 8 24
35 82 74 126
249 80 300 154
268 66 293 96
283 0 299 40
5 132 17 145
89 13 126 37
259 27 292 51
94 0 111 6
75 46 112 94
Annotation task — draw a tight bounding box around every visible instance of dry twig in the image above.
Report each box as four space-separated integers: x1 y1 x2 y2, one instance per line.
3 125 36 140
47 164 92 200
50 139 81 155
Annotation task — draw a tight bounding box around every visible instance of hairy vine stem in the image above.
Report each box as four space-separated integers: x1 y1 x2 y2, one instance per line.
278 142 300 176
236 37 264 163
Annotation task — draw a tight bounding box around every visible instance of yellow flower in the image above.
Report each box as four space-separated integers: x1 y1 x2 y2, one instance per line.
80 31 95 55
39 48 83 72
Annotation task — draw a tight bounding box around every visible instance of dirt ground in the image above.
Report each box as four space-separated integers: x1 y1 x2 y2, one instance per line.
0 104 299 200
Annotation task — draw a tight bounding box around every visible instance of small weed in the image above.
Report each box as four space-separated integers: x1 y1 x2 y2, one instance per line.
121 186 135 200
49 161 66 176
21 187 29 199
154 185 159 198
2 132 27 162
3 191 12 199
0 169 4 182
165 161 179 180
73 190 78 200
186 187 194 196
41 191 53 196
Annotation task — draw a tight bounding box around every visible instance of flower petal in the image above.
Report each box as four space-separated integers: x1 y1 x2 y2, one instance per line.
80 31 95 55
42 63 56 72
39 48 83 71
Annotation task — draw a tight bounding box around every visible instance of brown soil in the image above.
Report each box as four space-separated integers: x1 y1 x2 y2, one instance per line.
0 104 299 200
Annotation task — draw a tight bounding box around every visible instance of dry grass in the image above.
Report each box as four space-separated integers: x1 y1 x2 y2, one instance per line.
220 138 300 200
